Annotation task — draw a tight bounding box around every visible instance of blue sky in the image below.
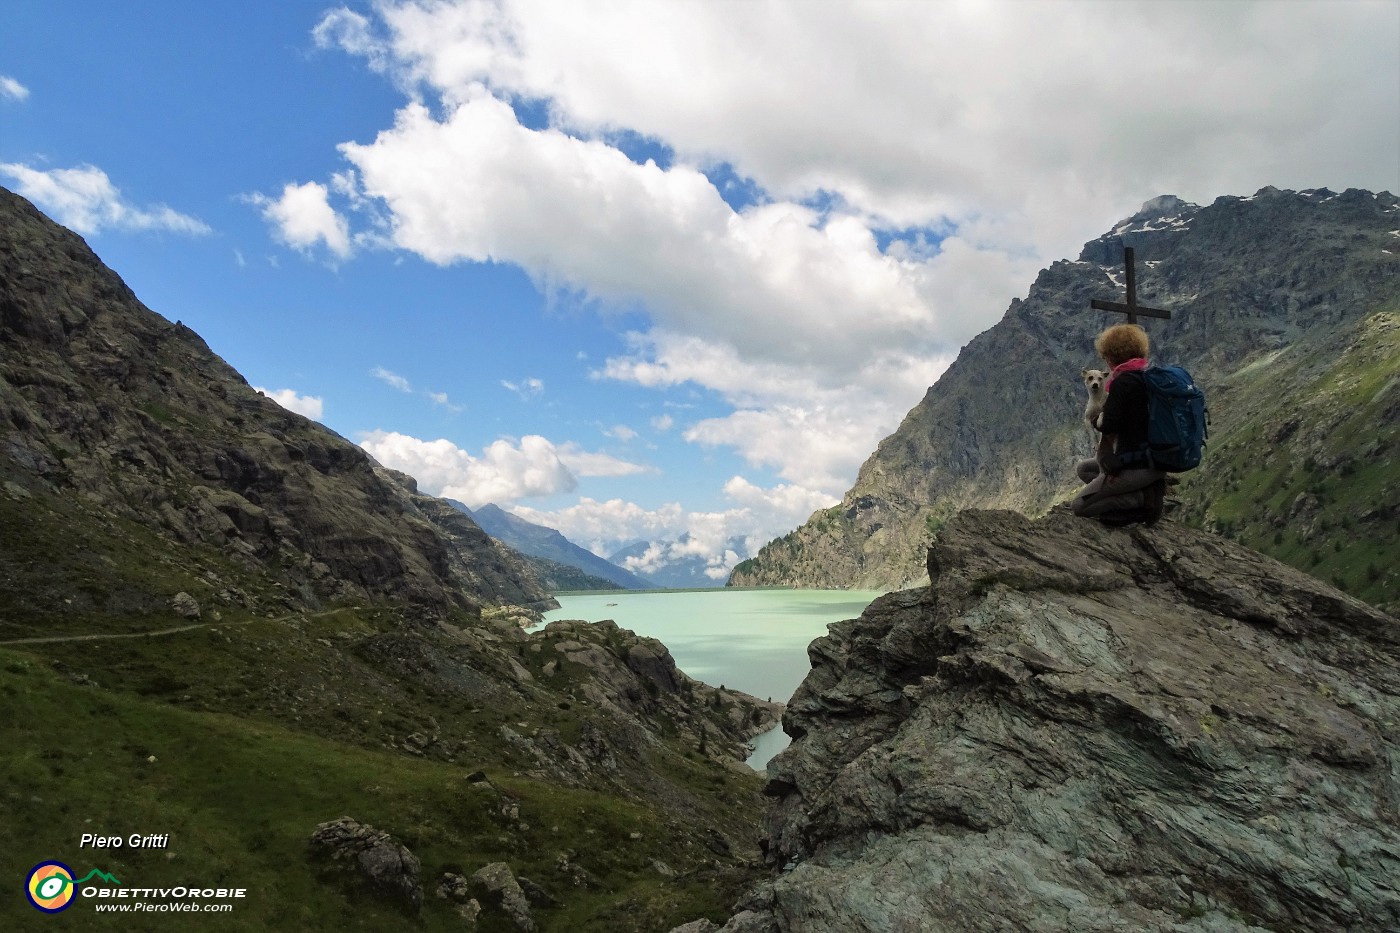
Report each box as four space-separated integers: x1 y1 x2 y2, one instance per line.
3 0 1396 581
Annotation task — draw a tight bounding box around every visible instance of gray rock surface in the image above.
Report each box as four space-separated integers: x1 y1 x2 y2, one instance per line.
309 816 423 912
534 617 784 766
472 861 534 931
169 591 200 619
702 509 1400 932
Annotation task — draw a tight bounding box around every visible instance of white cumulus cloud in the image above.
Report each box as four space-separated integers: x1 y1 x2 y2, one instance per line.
722 476 840 526
426 390 463 412
255 387 325 420
372 366 413 392
511 497 686 558
0 163 210 236
305 0 1396 514
357 430 645 508
360 429 576 507
501 377 544 399
555 443 650 478
603 424 637 442
0 76 29 101
511 474 837 574
335 94 962 379
255 180 352 258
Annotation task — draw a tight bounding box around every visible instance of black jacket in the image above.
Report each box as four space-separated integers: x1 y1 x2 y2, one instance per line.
1100 370 1149 454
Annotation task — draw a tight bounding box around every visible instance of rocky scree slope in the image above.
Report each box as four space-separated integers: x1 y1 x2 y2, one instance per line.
0 186 551 627
694 508 1400 933
731 188 1400 612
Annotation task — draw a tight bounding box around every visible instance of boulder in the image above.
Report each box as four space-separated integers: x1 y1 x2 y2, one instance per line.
170 592 200 619
309 816 422 912
471 861 534 931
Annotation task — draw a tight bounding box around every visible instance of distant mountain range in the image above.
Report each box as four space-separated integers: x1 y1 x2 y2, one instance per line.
458 502 656 591
610 534 749 589
460 504 751 591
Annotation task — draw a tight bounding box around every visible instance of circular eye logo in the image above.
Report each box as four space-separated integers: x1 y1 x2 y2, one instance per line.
27 861 76 913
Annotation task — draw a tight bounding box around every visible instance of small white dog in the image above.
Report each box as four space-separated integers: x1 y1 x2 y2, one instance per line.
1081 368 1109 444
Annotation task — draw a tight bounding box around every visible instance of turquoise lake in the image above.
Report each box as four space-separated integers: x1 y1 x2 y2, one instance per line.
542 588 885 769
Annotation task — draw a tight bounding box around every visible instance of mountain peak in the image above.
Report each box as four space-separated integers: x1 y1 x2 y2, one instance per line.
1137 193 1192 216
463 502 655 590
1101 193 1201 241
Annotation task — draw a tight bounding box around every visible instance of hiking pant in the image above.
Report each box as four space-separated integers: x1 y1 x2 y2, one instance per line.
1071 459 1166 518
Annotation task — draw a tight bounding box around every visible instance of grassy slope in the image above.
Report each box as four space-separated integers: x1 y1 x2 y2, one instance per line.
0 652 753 931
0 481 768 931
1175 309 1400 614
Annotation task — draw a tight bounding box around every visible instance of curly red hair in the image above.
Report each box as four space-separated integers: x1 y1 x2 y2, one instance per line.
1094 324 1150 367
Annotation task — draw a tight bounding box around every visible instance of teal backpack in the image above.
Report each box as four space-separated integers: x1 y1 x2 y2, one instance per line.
1121 365 1209 472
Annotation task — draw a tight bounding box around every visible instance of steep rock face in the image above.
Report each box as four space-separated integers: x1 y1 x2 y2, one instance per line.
0 187 550 620
376 470 556 611
704 509 1400 932
732 188 1400 606
349 610 781 789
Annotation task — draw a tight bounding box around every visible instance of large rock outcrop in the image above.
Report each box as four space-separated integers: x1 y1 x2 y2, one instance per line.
530 617 784 769
702 509 1400 932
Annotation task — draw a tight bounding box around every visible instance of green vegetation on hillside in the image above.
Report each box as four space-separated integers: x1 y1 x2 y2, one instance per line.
0 651 756 931
0 187 772 932
1176 310 1400 614
0 480 768 932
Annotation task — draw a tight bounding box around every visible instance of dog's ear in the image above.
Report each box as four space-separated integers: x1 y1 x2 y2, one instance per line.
1080 368 1091 379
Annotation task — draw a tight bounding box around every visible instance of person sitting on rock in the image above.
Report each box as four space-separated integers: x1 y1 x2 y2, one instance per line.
1070 323 1168 526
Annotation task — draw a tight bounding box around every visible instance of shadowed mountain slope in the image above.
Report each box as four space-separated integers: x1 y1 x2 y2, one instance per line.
0 186 552 628
0 187 785 932
462 502 656 591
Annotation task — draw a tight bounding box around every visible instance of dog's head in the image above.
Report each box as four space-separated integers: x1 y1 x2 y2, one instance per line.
1080 368 1108 395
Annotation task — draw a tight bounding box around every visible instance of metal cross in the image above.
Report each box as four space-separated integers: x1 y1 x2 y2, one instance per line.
1090 247 1171 324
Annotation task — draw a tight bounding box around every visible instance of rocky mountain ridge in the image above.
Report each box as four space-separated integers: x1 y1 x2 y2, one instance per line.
731 187 1400 613
0 185 553 628
692 508 1400 932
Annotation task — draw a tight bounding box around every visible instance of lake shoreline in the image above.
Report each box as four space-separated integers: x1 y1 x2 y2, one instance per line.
544 588 885 771
548 584 802 597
